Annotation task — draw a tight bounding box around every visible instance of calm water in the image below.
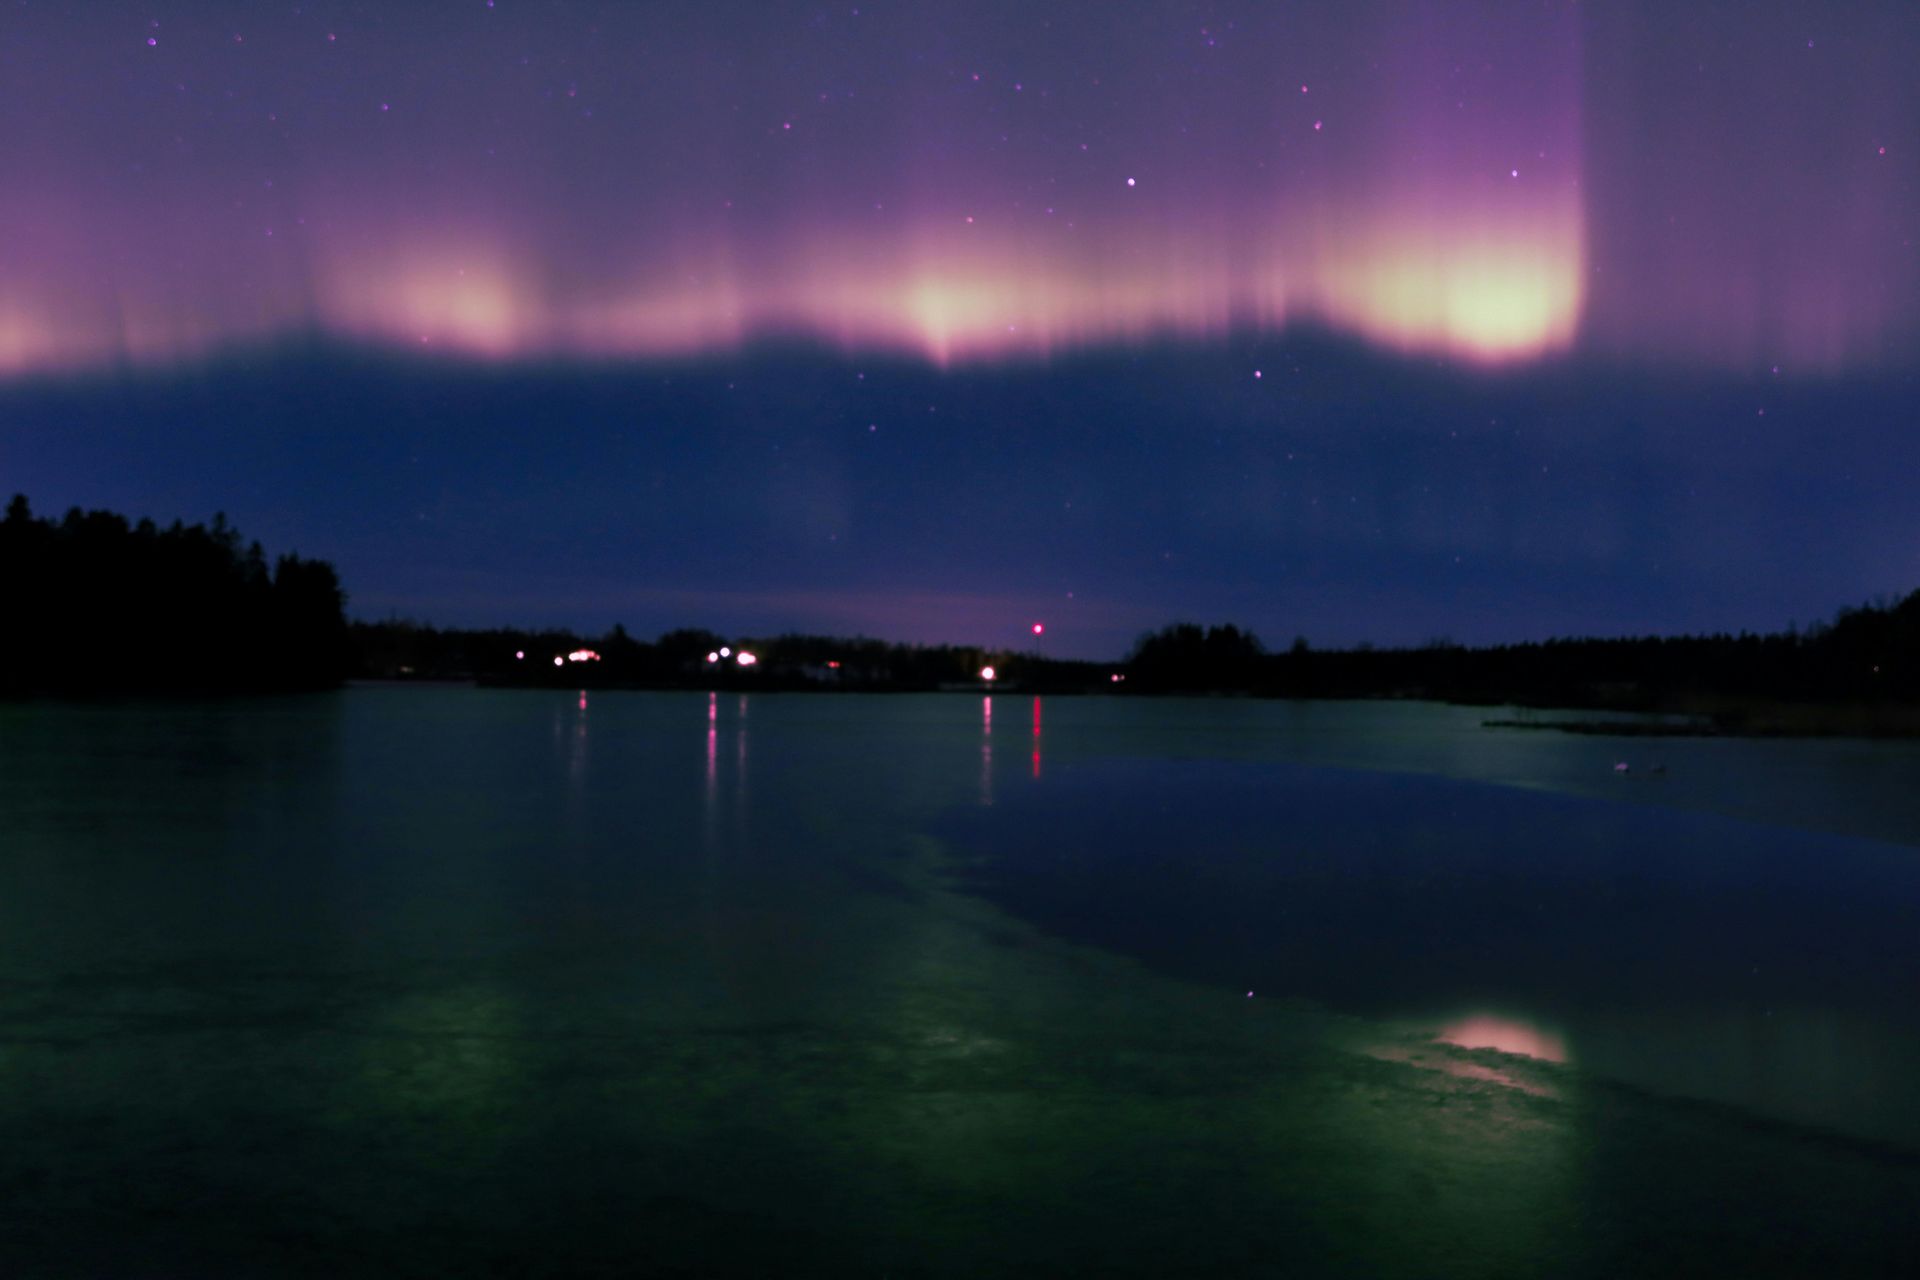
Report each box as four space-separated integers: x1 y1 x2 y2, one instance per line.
1 687 1918 1276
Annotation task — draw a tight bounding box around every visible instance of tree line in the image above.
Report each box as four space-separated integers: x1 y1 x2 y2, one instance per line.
355 590 1920 714
0 495 349 694
352 620 1105 692
1119 603 1920 709
10 492 1917 713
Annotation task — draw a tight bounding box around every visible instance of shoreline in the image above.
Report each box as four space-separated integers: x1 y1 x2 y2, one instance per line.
1482 702 1920 739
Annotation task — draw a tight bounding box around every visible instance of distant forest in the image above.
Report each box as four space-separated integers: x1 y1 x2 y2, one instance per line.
1116 612 1920 725
357 590 1920 728
8 495 1919 728
0 496 349 694
352 621 1096 693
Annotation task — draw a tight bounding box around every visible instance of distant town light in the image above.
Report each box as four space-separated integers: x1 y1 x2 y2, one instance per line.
736 651 758 667
553 656 564 667
827 660 840 669
980 665 996 681
719 646 732 658
515 650 525 660
566 649 601 663
1110 673 1125 683
706 651 719 663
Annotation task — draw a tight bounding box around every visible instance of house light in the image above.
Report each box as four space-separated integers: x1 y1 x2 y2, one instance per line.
980 665 996 681
736 651 758 667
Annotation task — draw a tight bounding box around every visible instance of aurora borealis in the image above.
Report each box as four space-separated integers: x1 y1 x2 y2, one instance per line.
2 1 1917 652
4 1 1911 373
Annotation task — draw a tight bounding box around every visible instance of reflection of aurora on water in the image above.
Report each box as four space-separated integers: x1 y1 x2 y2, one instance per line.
941 733 1920 1152
1439 1014 1570 1065
1360 1014 1571 1102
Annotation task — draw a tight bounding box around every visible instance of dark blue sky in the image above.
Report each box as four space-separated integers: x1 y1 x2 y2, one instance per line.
5 334 1915 657
1 2 1916 656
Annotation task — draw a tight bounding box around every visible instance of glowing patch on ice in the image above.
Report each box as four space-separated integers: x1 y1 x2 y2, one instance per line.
1437 1015 1569 1063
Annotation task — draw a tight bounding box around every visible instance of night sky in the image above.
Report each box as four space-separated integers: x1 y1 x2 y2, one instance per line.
2 1 1916 657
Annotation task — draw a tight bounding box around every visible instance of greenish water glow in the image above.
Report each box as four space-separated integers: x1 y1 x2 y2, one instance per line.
0 689 1915 1276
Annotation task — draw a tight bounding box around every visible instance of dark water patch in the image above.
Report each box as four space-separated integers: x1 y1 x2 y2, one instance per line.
942 759 1920 1012
939 757 1920 1146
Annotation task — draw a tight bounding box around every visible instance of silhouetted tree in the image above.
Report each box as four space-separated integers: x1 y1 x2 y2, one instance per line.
1126 623 1266 691
0 495 351 695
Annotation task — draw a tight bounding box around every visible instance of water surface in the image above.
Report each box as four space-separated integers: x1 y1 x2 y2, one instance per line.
0 689 1915 1275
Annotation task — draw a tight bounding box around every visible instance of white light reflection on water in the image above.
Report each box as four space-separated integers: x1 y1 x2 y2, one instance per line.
980 695 993 808
552 689 591 811
701 692 752 851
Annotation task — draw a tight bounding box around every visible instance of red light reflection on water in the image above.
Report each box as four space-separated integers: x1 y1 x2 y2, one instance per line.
706 691 718 794
1030 696 1042 780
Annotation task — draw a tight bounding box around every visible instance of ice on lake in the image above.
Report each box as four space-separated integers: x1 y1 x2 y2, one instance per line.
1 688 1916 1275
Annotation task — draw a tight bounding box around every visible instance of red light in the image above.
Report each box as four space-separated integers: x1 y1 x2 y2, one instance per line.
1031 696 1042 778
1031 622 1044 635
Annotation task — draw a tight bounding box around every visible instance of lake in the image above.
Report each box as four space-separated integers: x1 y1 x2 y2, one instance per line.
2 687 1917 1276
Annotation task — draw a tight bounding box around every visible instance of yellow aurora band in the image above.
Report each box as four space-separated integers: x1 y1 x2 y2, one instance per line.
0 207 1587 373
0 2 1909 377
